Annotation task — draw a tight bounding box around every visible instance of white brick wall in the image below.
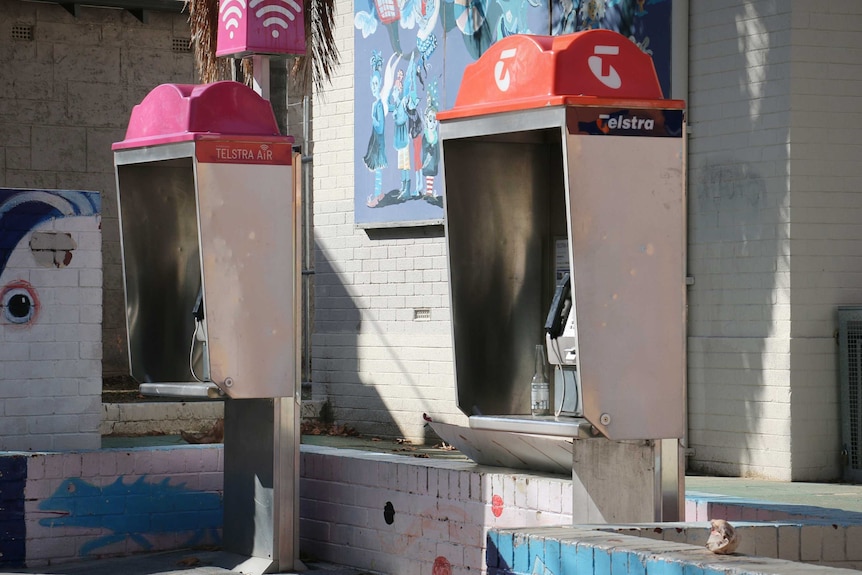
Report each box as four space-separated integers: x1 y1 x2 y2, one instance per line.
688 1 791 480
310 0 464 442
101 402 224 437
0 202 102 451
687 0 862 480
300 445 572 574
786 0 862 478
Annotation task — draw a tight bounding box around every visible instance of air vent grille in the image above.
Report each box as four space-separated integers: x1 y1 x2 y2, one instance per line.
839 307 862 481
172 37 191 52
11 25 33 41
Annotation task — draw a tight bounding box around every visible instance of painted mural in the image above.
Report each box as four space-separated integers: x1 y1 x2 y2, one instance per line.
0 188 100 328
38 476 222 556
353 0 550 226
353 0 672 226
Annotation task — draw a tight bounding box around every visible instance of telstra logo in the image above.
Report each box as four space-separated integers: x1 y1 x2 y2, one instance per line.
598 113 655 132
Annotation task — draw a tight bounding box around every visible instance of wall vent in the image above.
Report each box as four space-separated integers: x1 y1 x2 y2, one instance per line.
838 306 862 481
413 308 431 321
172 37 191 52
11 25 33 41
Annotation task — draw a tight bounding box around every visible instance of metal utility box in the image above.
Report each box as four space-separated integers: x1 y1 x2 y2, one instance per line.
438 30 686 441
113 82 299 400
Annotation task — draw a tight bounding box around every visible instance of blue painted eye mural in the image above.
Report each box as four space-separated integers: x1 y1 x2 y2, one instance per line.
353 0 672 227
0 188 101 328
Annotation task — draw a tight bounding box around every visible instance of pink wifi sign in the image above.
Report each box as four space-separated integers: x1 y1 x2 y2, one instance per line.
216 0 306 57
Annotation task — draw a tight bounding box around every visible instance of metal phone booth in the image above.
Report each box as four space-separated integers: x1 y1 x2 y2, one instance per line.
113 82 301 572
437 30 686 523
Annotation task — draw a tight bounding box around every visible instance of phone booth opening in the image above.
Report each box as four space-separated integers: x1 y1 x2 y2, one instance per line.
437 30 686 522
113 82 299 400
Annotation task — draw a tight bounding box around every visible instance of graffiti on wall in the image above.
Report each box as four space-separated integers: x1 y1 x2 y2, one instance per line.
38 476 222 556
353 0 672 226
0 188 100 329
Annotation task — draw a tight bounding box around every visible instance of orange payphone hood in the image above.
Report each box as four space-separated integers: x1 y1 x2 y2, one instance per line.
437 30 683 121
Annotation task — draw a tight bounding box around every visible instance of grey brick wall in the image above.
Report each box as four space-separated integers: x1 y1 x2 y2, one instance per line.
0 0 196 376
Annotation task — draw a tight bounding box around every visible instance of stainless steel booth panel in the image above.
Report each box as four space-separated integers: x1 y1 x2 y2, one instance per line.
443 130 567 417
566 132 686 440
195 159 299 399
116 158 203 385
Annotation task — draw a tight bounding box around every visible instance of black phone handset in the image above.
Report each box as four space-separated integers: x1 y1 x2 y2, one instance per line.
192 287 205 322
544 272 572 339
189 286 209 383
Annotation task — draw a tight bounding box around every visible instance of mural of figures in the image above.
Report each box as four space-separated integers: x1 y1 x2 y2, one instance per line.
354 0 672 226
354 0 548 226
552 0 673 97
363 51 389 205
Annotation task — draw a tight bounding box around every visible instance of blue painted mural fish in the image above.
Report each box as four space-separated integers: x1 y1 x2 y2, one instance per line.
38 476 222 556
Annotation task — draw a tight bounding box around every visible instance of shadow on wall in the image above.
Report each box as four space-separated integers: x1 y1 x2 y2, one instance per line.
686 3 816 478
311 225 449 444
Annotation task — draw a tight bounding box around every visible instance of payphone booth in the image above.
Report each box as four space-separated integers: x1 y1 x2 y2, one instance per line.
113 82 300 572
438 30 686 522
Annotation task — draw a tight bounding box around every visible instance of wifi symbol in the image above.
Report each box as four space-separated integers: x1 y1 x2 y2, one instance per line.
250 0 302 39
220 0 246 40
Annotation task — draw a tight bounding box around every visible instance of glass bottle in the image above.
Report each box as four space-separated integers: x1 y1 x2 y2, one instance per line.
531 344 550 416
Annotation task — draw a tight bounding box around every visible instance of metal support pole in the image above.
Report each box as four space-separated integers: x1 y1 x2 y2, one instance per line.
220 54 301 574
223 398 300 573
571 438 683 523
253 55 271 100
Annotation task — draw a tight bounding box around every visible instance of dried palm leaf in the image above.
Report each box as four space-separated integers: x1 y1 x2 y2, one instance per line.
292 0 340 93
186 0 231 83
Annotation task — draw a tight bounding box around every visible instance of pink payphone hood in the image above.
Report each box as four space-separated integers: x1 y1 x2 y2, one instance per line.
112 81 289 150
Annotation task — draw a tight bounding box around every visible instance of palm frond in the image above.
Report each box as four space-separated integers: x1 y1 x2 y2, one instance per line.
292 0 340 93
186 0 231 83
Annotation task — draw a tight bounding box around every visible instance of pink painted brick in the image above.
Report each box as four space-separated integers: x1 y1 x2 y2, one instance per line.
115 451 136 475
27 456 45 479
26 536 78 562
821 525 846 562
847 525 862 561
62 453 82 478
800 524 824 561
752 523 779 557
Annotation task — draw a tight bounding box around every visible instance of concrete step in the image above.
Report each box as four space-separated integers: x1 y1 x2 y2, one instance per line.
101 401 224 437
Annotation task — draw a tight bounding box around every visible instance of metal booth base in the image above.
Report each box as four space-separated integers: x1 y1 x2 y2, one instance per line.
223 397 301 574
431 421 682 523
